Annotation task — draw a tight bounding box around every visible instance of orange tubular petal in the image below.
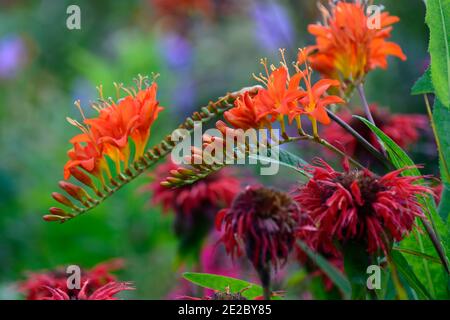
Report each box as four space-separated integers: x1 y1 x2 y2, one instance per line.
307 24 329 37
317 95 345 109
310 106 331 125
379 42 407 60
311 79 341 99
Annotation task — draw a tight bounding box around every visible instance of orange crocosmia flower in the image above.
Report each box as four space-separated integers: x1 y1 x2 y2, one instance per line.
294 50 345 125
304 1 406 82
121 83 164 158
224 91 272 130
85 83 163 161
63 141 104 180
256 66 305 121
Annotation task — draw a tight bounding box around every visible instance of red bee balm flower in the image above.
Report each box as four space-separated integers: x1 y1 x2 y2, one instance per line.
18 259 125 300
304 1 406 84
42 281 134 300
294 159 431 253
217 185 301 271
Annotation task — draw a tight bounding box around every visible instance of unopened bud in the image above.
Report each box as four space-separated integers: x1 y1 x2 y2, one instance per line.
52 192 76 209
166 176 182 184
71 168 96 190
43 214 67 222
58 181 90 202
177 168 195 176
49 207 74 217
160 181 172 187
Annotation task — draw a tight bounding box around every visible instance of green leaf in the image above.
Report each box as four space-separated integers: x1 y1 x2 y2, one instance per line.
439 183 450 221
355 115 450 298
412 67 434 95
342 242 370 299
433 98 450 184
182 272 264 300
394 247 443 265
297 240 351 299
391 251 432 300
426 0 450 107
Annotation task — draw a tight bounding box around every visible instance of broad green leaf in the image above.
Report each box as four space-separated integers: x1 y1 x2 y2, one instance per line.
412 67 434 95
355 115 449 298
297 240 351 299
183 272 263 300
391 251 432 300
426 0 450 107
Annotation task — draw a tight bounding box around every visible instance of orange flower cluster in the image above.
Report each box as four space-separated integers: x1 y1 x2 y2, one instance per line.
223 49 344 136
64 76 163 184
304 1 406 84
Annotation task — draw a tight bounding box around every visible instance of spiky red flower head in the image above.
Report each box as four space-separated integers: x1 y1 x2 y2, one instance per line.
42 281 134 300
294 159 431 253
18 259 124 300
321 105 428 160
217 185 301 271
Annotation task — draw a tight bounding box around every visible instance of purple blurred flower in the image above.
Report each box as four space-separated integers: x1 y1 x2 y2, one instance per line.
0 34 27 79
159 32 193 70
250 1 295 51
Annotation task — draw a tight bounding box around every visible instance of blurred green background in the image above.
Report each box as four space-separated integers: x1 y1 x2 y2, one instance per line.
0 0 433 299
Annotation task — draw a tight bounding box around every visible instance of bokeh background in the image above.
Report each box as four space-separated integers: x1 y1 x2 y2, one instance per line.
0 0 435 299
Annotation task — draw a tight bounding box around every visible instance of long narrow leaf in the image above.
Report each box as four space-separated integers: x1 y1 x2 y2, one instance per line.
391 251 432 300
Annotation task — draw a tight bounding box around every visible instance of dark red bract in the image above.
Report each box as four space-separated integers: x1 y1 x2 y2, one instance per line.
217 185 301 271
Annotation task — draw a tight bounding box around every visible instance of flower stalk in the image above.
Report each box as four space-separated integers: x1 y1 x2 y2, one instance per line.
356 83 388 157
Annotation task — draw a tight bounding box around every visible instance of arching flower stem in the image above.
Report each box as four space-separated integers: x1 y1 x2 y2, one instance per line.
356 83 387 157
326 109 393 170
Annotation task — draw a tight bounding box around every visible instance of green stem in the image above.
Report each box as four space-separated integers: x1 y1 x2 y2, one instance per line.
356 83 388 158
287 134 365 169
326 109 393 169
